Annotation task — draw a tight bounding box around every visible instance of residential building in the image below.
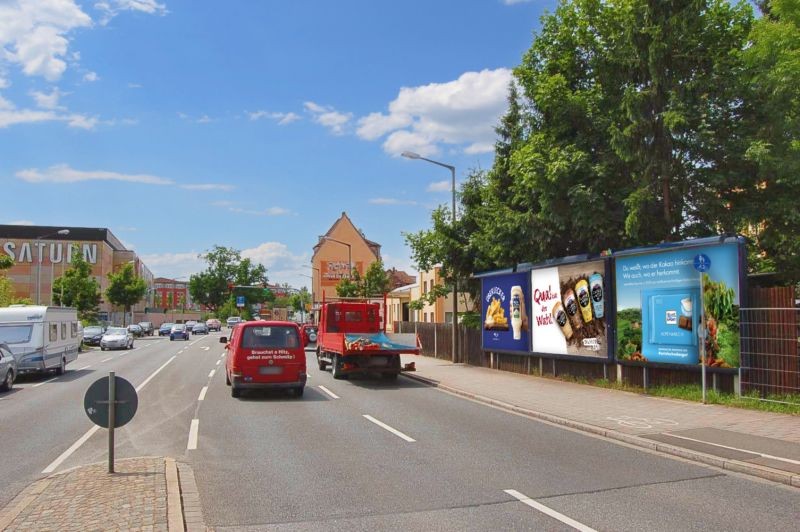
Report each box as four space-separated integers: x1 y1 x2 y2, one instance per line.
386 282 420 331
418 266 473 324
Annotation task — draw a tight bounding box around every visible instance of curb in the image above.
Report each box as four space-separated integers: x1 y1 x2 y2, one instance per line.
177 461 207 532
403 373 800 488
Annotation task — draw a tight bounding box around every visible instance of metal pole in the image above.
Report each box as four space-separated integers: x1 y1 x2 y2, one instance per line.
108 371 116 473
450 165 458 363
36 238 42 305
701 272 707 404
348 244 352 280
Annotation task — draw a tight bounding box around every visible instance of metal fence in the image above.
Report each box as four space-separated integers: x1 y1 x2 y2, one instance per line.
739 308 800 404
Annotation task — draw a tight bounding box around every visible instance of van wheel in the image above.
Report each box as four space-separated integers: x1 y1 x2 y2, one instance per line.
294 386 304 397
225 371 231 386
231 386 241 398
56 358 66 375
0 371 12 392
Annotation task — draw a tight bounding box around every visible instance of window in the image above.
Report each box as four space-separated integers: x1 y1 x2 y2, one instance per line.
61 322 67 340
71 322 78 338
345 311 363 322
423 280 427 294
50 323 58 342
241 326 300 349
0 325 33 344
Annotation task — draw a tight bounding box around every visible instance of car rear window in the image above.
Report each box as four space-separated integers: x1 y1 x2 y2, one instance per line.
241 326 300 349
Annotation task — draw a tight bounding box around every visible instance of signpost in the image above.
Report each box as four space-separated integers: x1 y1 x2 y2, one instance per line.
84 373 138 473
694 254 711 404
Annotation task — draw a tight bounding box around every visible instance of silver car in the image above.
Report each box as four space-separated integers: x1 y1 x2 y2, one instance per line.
0 342 17 392
100 327 134 351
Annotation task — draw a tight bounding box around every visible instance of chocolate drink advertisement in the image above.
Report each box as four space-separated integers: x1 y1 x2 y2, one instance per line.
530 260 608 358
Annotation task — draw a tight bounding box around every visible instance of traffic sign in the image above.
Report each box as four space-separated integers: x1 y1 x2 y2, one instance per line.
693 253 711 272
236 295 246 308
84 375 138 428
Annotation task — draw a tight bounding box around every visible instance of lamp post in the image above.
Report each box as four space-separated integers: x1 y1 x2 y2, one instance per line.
321 236 352 279
35 229 70 305
402 151 459 363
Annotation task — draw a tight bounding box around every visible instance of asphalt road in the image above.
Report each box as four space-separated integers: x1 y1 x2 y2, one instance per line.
2 335 798 530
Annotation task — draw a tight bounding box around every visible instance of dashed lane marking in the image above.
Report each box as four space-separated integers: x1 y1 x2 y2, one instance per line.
318 385 339 399
187 419 199 450
198 386 208 401
504 489 596 532
362 414 415 442
208 369 215 378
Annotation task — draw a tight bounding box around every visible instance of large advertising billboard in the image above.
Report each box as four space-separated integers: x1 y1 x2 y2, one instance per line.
529 260 609 358
481 272 531 353
615 242 742 366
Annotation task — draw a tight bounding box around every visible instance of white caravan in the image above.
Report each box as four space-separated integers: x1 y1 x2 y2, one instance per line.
0 306 81 375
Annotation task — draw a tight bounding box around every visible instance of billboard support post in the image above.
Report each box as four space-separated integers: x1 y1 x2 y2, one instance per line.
701 270 706 404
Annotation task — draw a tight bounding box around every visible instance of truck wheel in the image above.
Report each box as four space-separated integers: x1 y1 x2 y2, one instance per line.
331 354 344 380
317 353 327 371
231 386 241 398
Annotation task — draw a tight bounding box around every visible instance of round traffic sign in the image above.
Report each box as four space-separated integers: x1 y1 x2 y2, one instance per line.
84 375 138 428
693 253 711 272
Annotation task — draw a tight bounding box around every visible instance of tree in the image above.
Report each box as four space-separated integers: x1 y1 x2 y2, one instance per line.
288 287 311 317
105 264 147 326
52 247 101 323
335 260 391 297
166 291 174 310
189 245 268 313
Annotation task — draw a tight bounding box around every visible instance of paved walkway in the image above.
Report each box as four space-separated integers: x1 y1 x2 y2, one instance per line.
406 355 800 488
0 457 204 531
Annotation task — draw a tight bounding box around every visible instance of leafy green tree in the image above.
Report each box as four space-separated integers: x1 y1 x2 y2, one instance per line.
105 264 147 326
52 248 101 323
189 245 268 312
0 256 12 270
166 291 174 310
335 260 391 297
288 287 311 313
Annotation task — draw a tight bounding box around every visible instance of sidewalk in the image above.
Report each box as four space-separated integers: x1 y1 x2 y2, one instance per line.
0 457 205 531
405 355 800 488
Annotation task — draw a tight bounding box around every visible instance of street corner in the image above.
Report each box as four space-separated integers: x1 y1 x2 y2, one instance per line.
0 456 201 532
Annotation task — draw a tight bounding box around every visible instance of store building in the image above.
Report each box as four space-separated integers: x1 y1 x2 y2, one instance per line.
311 212 382 304
154 277 197 310
0 224 154 321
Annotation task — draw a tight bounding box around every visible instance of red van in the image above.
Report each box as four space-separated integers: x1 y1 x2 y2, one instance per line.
220 321 307 398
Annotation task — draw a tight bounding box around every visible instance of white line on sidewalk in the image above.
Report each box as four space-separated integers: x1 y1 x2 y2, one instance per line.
504 489 596 532
101 357 112 363
187 419 199 450
135 355 176 393
42 426 100 474
215 360 221 366
318 385 339 399
362 414 415 442
662 432 800 466
198 386 208 401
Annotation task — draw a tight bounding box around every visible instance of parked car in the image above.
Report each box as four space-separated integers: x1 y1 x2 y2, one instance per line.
226 316 242 328
206 318 222 332
220 321 307 398
0 342 17 392
170 324 189 341
185 320 198 332
127 324 144 337
301 324 318 345
138 321 154 336
192 322 209 335
101 327 134 350
82 325 106 346
159 323 174 336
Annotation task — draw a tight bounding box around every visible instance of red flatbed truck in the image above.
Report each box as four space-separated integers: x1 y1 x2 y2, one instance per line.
316 296 420 380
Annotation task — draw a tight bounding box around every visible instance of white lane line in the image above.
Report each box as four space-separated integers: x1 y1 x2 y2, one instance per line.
318 385 339 399
504 490 596 532
135 356 176 393
187 419 199 450
198 386 208 401
101 357 112 363
215 359 221 366
662 432 800 466
42 426 100 474
201 346 210 351
362 415 415 442
208 369 215 378
32 376 59 388
220 352 226 357
75 365 92 371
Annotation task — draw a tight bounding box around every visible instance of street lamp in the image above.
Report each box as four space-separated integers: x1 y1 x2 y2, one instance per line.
402 150 459 363
321 236 352 279
35 229 70 305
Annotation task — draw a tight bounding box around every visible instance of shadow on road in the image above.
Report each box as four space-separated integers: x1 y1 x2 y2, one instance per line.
234 388 326 402
16 369 95 384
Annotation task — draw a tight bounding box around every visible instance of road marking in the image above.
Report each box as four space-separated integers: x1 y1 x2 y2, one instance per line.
215 359 221 366
198 386 208 401
220 352 226 357
42 426 100 474
135 356 176 393
32 376 59 388
362 415 415 442
101 357 112 363
75 365 92 371
201 346 210 351
187 419 199 450
504 489 596 532
208 369 215 378
318 385 339 399
662 432 800 466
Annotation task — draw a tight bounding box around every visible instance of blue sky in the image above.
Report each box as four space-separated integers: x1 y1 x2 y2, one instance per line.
0 0 556 289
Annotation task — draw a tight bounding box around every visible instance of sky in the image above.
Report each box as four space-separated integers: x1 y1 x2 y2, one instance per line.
0 0 556 290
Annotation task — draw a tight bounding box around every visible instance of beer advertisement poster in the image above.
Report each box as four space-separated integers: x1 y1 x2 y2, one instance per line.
481 272 531 353
614 242 742 366
529 260 608 358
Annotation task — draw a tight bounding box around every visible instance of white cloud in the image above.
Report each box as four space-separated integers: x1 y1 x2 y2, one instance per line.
138 250 205 279
304 101 352 135
0 77 9 89
502 0 533 4
0 94 98 129
31 88 65 109
180 183 234 191
0 94 13 110
83 71 98 82
6 220 35 225
427 180 450 192
127 82 142 88
95 0 168 25
264 207 290 216
360 68 512 156
368 197 419 206
196 114 212 124
16 164 172 185
248 110 300 125
66 113 98 129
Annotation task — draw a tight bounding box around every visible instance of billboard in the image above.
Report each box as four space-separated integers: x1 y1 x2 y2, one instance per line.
529 260 609 358
481 272 531 353
615 241 742 366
